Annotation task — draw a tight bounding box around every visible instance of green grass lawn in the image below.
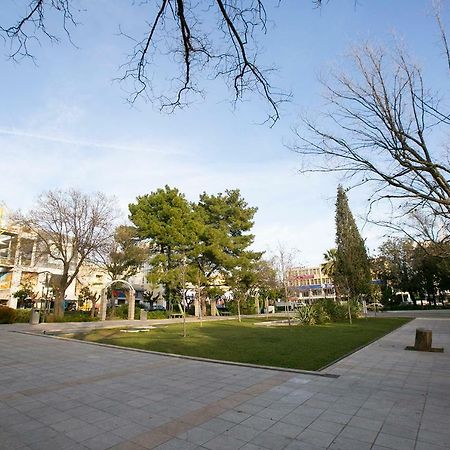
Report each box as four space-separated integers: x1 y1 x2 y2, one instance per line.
69 317 411 371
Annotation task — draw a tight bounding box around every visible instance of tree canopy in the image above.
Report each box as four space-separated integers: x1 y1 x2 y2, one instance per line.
129 186 261 308
334 186 371 301
18 189 116 318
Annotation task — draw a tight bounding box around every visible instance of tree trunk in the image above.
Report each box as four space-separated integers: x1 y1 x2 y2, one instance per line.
414 328 432 351
54 291 65 320
347 299 353 325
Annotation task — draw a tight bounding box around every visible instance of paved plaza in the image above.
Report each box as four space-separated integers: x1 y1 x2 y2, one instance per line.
0 317 449 449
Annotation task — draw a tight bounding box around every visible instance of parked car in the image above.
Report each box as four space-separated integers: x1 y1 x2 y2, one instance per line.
150 304 166 311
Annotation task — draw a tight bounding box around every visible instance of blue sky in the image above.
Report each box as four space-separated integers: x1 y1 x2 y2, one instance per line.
1 1 448 265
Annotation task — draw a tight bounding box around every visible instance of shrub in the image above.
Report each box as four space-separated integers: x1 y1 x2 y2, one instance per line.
146 310 168 319
296 304 317 325
0 306 16 324
14 308 32 323
296 299 360 325
46 311 99 323
107 304 141 320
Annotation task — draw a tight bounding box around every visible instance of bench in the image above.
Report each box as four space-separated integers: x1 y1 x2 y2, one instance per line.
169 304 185 319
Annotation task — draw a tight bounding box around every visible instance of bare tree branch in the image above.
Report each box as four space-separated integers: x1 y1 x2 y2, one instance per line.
1 1 295 125
292 44 450 217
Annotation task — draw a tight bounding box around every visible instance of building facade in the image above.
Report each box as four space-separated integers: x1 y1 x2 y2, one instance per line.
0 225 78 308
287 265 335 301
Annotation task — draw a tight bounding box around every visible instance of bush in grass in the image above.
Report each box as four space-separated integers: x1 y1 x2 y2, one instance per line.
107 304 141 320
13 308 32 323
0 306 16 324
296 304 317 325
296 299 359 325
146 310 168 319
46 311 99 322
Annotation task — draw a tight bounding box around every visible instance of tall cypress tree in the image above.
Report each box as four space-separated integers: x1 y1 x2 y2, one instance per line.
334 186 371 310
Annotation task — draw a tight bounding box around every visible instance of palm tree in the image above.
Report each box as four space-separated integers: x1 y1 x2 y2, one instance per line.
322 248 337 278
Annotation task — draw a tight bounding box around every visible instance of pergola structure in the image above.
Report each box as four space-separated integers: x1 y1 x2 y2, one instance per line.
100 279 135 321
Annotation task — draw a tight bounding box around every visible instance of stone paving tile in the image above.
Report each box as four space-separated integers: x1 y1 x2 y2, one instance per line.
178 426 218 445
1 316 449 450
336 424 380 443
223 424 262 442
328 436 372 450
267 420 304 439
202 434 247 450
308 419 345 435
295 428 335 448
249 430 293 449
238 444 267 450
198 417 235 434
373 432 416 450
153 437 199 450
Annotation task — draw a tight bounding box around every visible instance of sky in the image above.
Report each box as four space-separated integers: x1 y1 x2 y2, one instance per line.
1 1 448 265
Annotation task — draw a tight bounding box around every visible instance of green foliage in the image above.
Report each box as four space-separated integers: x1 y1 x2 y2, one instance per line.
12 283 37 308
335 186 371 300
146 310 168 319
129 186 261 310
296 299 359 325
0 306 16 324
46 311 99 322
107 304 141 320
105 225 148 280
13 308 32 323
129 186 198 306
227 296 256 315
296 304 318 325
375 239 450 304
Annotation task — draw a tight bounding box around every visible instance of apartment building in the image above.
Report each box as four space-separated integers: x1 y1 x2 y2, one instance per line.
0 225 78 308
287 265 335 301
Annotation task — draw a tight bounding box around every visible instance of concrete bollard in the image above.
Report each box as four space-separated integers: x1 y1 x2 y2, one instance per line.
140 309 147 321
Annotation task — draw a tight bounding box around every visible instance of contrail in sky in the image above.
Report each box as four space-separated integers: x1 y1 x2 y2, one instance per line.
0 127 177 155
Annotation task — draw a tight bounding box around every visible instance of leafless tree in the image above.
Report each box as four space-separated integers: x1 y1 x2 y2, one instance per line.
100 225 148 281
293 42 450 218
1 1 330 125
18 189 116 319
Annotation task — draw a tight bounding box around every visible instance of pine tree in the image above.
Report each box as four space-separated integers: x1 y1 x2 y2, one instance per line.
334 186 371 321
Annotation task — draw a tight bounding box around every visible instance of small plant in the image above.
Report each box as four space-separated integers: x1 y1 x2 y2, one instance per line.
296 304 317 325
296 299 360 325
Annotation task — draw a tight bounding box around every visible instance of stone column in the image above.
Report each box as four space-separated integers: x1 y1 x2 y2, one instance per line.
210 298 218 316
194 297 200 317
255 294 260 314
100 289 107 321
128 290 135 320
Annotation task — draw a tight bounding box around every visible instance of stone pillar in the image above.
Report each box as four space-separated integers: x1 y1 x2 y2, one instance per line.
255 294 260 314
128 290 135 320
211 298 218 316
140 309 147 321
265 298 269 316
100 290 107 321
194 297 200 317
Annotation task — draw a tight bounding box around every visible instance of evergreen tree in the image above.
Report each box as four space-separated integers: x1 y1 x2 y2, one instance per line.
334 186 371 311
128 186 198 309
